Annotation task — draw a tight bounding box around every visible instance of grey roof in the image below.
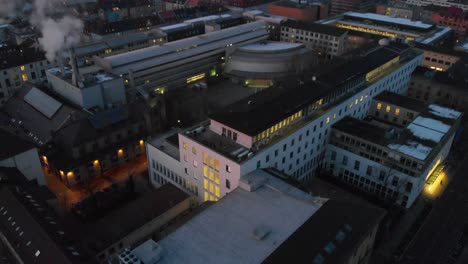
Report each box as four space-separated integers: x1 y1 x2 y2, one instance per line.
0 83 86 146
374 91 428 113
263 199 385 264
157 170 323 264
0 129 35 161
70 184 189 253
99 21 268 74
0 186 90 264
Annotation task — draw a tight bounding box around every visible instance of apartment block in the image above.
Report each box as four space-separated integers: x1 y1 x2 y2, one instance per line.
324 92 461 207
146 42 423 202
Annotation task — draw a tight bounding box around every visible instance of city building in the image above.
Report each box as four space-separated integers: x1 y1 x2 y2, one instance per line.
415 43 465 71
95 21 269 94
431 7 468 41
72 183 192 263
224 41 317 88
324 92 461 207
267 1 329 23
226 0 277 8
183 14 245 33
330 0 375 15
46 67 126 110
320 12 453 46
148 169 384 264
0 43 49 105
159 22 206 42
0 185 91 263
408 58 468 112
242 10 286 40
73 31 166 67
280 19 348 59
0 83 147 187
0 130 46 186
404 0 468 11
376 2 435 22
146 41 423 202
97 0 157 22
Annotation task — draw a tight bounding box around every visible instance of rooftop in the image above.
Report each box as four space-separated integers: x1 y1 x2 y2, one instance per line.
0 186 90 264
211 42 411 136
343 12 435 30
70 184 189 253
238 41 304 52
0 83 86 146
263 199 385 264
157 169 323 264
0 129 36 161
98 21 268 75
374 91 428 113
282 19 348 37
47 67 117 88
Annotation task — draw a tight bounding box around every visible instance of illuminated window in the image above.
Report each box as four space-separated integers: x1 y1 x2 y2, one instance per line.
386 105 391 113
22 74 28 81
209 157 215 168
377 103 382 110
214 159 220 171
209 182 214 193
204 192 209 201
203 153 208 164
395 108 400 115
193 160 198 167
192 147 197 155
20 66 25 71
360 96 363 101
215 173 220 184
203 166 209 177
355 99 358 105
326 117 330 124
204 179 209 190
209 170 214 181
183 143 188 149
215 186 220 197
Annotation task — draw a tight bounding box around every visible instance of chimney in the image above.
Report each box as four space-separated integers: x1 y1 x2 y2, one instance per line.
69 48 80 86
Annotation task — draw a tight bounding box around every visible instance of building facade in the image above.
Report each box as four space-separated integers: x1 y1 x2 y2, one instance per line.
324 93 461 208
330 0 375 15
280 20 348 59
431 7 468 41
147 42 423 202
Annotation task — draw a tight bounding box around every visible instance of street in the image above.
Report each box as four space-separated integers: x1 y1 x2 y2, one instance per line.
398 121 468 264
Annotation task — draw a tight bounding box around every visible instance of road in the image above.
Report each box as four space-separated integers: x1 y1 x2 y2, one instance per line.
399 123 468 264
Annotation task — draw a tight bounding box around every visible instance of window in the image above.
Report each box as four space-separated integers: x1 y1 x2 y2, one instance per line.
193 160 198 167
233 132 238 141
331 151 336 161
266 155 270 162
274 149 278 157
192 147 197 155
354 161 360 170
226 165 231 173
257 160 261 168
183 142 188 149
386 105 391 113
214 159 220 171
392 176 399 186
283 144 287 151
342 156 348 165
406 182 413 192
366 166 373 176
395 108 400 115
226 179 231 189
203 166 209 177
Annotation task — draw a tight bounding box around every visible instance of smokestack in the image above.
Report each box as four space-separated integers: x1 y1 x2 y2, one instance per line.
70 47 80 86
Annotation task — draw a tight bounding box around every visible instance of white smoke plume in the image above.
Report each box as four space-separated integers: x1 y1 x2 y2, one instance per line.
31 0 84 62
38 17 84 61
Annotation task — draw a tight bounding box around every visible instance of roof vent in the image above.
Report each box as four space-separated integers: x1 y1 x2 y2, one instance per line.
379 38 390 46
252 226 271 241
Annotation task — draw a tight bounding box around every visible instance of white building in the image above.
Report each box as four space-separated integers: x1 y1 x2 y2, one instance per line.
324 92 461 207
147 42 423 203
95 21 269 93
139 169 385 264
280 19 348 59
